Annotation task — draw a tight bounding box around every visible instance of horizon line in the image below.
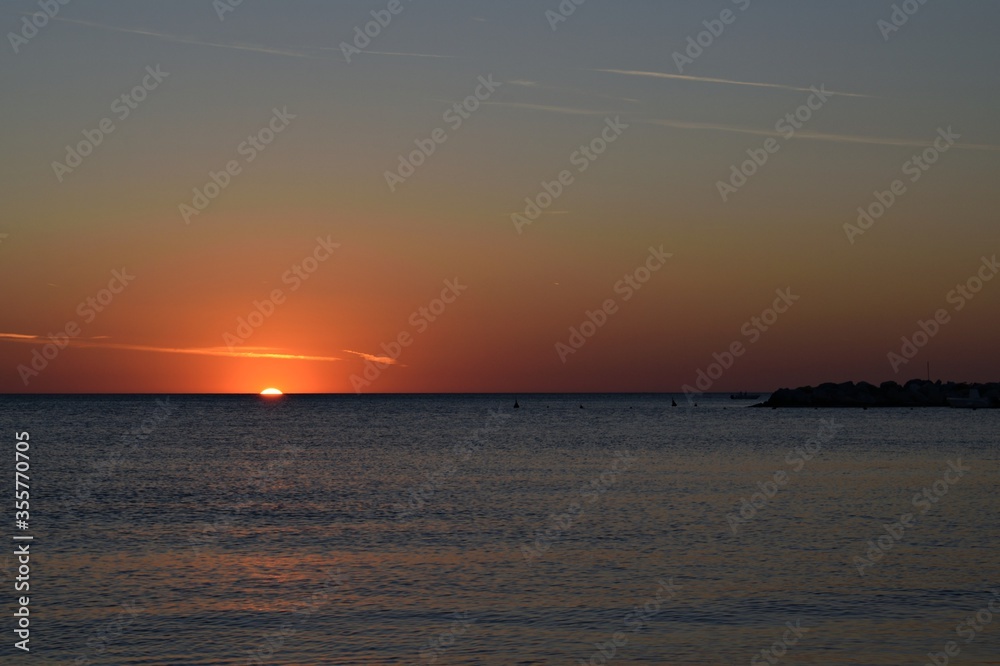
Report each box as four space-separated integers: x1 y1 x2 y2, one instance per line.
0 390 773 396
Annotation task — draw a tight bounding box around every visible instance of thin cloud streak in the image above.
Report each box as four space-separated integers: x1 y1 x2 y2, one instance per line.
0 334 340 362
481 102 609 116
643 118 1000 151
342 350 399 365
506 79 640 104
54 17 458 62
596 68 871 98
458 98 1000 152
309 46 457 59
47 16 320 59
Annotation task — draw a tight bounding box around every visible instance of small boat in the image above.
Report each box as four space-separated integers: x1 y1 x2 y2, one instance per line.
514 398 520 409
947 389 990 409
671 398 677 407
730 392 760 400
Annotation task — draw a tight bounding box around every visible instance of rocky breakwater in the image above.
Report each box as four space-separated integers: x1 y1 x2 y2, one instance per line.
756 380 1000 408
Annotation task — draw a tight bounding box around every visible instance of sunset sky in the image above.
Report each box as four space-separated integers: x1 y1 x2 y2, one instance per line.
1 0 998 393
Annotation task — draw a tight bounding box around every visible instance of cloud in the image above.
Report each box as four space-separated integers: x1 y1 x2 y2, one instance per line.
790 130 1000 151
595 69 871 98
481 102 609 116
51 13 458 62
342 350 399 365
308 46 457 60
505 79 640 104
363 51 457 59
643 118 1000 151
46 16 320 59
0 334 340 362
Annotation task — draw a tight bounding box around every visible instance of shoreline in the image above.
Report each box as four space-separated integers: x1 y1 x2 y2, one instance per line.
756 379 999 409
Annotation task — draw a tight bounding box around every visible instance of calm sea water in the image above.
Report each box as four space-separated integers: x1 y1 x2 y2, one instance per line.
1 394 998 665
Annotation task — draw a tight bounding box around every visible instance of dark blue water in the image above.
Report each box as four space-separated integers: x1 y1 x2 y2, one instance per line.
1 394 997 664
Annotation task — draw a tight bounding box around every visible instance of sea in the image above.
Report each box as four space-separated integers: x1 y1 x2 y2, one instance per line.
1 394 997 665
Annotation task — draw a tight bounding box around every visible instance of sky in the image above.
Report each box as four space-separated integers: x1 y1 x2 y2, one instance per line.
1 0 998 394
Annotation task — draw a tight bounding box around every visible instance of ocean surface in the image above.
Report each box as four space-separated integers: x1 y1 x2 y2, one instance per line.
1 394 998 665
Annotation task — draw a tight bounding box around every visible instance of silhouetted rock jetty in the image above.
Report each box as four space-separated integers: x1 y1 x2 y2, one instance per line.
756 380 1000 408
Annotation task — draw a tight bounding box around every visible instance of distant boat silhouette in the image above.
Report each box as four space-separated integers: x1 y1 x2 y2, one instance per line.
671 398 677 407
514 398 520 409
730 392 760 400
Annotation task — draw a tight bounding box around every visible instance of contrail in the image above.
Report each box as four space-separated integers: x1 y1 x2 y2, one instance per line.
0 334 340 362
643 118 1000 152
595 68 871 98
45 15 320 59
343 350 399 365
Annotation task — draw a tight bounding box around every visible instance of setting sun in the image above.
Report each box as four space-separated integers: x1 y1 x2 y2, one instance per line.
259 388 283 396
